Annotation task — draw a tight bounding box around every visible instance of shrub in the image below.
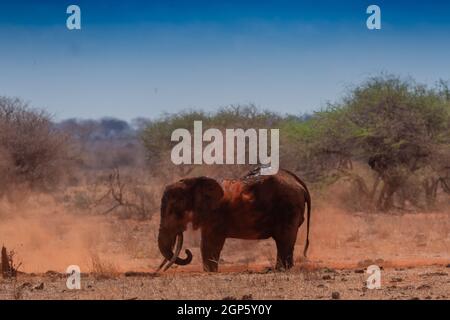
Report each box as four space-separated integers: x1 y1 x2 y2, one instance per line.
0 97 72 194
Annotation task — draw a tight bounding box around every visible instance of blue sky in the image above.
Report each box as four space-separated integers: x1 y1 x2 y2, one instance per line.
1 0 450 120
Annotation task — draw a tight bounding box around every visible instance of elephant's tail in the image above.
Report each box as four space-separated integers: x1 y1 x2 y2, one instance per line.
283 169 312 258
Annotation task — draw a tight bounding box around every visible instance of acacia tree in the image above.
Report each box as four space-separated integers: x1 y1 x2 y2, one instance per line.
294 76 450 211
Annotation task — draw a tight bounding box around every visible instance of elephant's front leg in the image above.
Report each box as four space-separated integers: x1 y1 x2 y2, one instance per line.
200 230 225 272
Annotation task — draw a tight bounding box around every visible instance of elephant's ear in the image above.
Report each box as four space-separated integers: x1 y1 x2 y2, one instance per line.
189 177 224 223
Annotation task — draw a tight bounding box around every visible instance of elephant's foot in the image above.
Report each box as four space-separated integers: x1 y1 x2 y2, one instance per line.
275 258 293 271
203 260 219 272
275 245 295 270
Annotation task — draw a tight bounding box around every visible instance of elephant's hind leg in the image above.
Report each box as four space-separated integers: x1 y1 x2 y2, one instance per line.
273 227 299 271
201 231 225 272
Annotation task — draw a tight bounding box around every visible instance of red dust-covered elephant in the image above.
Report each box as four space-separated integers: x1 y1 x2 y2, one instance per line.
156 167 311 272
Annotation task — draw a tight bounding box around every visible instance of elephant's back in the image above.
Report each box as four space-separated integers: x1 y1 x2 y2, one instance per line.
243 170 308 221
243 170 307 200
222 168 309 238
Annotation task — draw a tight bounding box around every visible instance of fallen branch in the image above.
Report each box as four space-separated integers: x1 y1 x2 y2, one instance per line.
97 168 150 218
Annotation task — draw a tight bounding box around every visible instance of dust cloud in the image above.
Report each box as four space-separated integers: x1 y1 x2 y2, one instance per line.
0 194 145 273
0 192 449 274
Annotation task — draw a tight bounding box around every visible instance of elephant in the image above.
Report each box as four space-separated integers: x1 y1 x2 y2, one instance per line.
156 166 311 272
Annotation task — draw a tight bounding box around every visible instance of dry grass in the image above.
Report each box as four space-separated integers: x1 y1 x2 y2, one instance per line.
90 254 120 280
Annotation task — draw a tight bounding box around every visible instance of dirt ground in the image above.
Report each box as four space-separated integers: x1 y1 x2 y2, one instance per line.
0 265 449 300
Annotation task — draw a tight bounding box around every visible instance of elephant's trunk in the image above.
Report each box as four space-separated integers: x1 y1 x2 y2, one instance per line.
157 229 193 271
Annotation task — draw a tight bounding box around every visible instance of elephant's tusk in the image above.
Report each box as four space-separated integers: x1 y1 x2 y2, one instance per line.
162 233 183 272
156 258 168 272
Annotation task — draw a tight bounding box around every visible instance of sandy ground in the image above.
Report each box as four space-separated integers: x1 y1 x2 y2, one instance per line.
0 265 449 300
